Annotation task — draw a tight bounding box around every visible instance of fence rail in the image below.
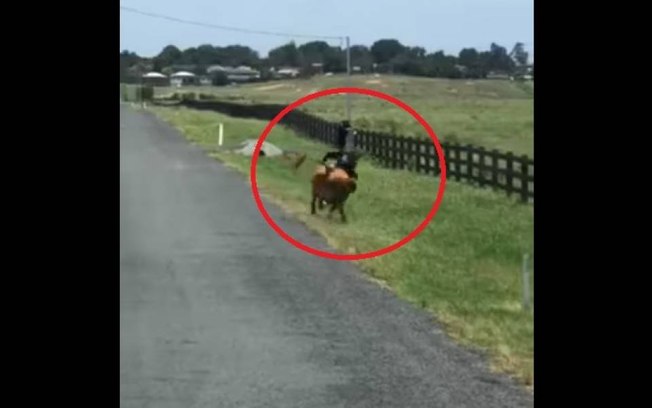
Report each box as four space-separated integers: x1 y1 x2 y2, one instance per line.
159 98 534 203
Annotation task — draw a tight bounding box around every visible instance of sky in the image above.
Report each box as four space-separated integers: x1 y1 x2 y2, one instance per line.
120 0 533 61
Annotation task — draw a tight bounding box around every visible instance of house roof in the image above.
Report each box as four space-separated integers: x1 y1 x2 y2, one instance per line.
207 65 259 75
171 71 196 77
234 65 258 73
277 67 300 74
142 72 167 78
207 65 230 73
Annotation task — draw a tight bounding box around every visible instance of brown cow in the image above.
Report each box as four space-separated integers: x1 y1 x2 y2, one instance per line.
310 164 357 222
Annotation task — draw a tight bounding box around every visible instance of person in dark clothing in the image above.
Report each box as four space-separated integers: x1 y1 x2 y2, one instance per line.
322 120 359 179
322 120 350 161
334 152 359 180
337 120 350 150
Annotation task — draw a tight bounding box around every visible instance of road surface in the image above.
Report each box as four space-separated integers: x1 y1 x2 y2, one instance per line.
120 104 533 407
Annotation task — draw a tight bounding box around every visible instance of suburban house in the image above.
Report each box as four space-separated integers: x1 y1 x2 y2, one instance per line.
486 71 511 80
126 62 153 82
141 72 169 87
206 65 261 82
311 62 324 75
170 71 197 87
273 67 300 79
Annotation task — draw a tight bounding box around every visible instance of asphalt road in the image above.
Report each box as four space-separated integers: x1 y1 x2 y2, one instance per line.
119 104 533 408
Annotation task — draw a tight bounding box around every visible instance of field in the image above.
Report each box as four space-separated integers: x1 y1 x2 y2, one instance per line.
153 74 534 157
146 102 535 388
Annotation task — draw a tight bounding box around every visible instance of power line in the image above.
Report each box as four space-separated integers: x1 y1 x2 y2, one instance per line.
120 5 343 41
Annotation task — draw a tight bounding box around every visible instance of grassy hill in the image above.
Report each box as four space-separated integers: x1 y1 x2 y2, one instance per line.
154 74 534 157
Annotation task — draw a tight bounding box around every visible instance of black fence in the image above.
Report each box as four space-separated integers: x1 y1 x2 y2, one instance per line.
164 98 534 203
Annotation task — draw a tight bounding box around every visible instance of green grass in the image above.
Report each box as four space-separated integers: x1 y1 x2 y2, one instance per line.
147 104 534 388
153 74 534 157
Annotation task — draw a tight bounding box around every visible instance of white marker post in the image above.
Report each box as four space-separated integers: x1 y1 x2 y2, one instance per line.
218 123 224 147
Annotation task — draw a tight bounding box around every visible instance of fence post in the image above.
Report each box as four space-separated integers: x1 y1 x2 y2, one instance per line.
383 135 390 167
391 136 398 169
321 121 326 144
415 139 423 173
424 140 431 174
465 144 474 182
432 143 440 176
520 155 529 203
491 149 499 189
529 159 534 202
454 143 461 181
506 152 514 197
360 130 367 151
218 123 224 147
478 147 486 187
442 143 450 178
398 136 406 170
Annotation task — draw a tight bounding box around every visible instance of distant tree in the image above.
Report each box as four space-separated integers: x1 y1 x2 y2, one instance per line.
196 44 217 66
458 48 484 78
323 46 345 72
158 45 182 64
350 45 374 72
120 50 141 82
121 39 529 82
424 51 456 77
219 45 260 67
458 48 479 67
388 46 428 76
268 42 300 67
298 41 330 64
488 43 515 72
180 47 199 65
477 51 492 77
407 46 426 59
370 39 405 64
510 42 529 67
152 59 164 73
120 50 140 65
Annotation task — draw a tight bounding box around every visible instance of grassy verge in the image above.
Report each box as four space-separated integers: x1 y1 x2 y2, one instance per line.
147 104 534 388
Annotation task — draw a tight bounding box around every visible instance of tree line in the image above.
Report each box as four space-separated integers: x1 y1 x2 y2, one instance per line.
120 39 531 83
